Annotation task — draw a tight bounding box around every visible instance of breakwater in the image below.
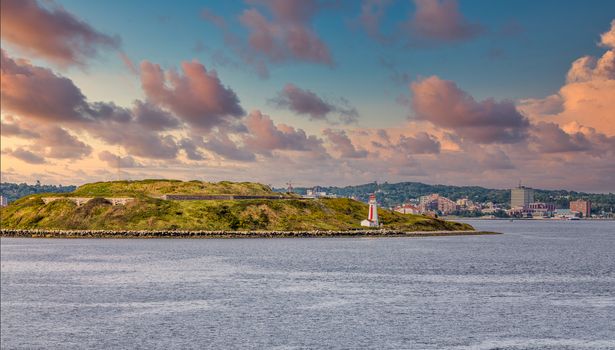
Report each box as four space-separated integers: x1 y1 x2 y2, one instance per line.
0 229 500 239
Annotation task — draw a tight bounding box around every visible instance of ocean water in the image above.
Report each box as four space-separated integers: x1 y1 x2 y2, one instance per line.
1 220 614 349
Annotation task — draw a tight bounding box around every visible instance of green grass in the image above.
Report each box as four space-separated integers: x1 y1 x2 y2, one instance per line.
0 180 473 231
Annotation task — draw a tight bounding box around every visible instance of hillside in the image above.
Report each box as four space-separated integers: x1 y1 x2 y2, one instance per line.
287 182 615 213
0 180 472 232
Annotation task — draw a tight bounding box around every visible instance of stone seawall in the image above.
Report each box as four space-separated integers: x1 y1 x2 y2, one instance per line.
0 229 500 239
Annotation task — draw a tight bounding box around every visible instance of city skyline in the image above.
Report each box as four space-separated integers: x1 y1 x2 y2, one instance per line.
1 0 615 192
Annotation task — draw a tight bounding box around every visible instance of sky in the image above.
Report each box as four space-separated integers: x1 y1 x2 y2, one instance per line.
1 0 614 192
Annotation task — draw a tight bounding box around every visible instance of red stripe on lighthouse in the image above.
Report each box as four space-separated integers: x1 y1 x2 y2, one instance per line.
369 205 373 221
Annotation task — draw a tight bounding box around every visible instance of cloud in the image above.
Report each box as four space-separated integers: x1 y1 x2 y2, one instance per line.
140 60 244 130
402 0 483 44
410 76 530 143
397 132 441 154
1 49 89 122
239 0 333 65
1 117 92 160
270 83 358 124
323 128 368 158
519 20 615 135
0 117 40 138
0 51 203 161
203 133 256 162
119 52 138 75
530 122 591 153
178 138 206 161
600 19 615 48
200 1 332 77
0 0 120 66
133 100 181 131
3 147 46 164
36 126 92 159
98 151 142 168
517 94 564 116
355 0 393 42
243 110 327 156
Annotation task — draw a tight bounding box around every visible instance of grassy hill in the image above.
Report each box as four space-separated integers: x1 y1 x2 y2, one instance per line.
0 180 472 232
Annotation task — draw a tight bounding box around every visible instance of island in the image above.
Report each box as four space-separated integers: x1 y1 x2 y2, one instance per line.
0 180 498 238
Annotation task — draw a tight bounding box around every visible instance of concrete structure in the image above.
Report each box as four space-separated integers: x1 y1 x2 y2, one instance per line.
42 197 134 206
511 185 534 208
0 195 7 207
304 188 337 199
570 199 591 218
361 194 379 227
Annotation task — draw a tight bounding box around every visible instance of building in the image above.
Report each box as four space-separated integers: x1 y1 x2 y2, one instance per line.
511 185 534 208
0 195 7 207
570 199 591 218
418 194 459 215
526 202 556 217
437 196 458 214
394 204 420 215
361 194 379 227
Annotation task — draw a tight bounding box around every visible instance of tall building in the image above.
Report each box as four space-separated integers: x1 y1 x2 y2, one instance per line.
511 186 534 208
0 195 7 207
570 200 591 218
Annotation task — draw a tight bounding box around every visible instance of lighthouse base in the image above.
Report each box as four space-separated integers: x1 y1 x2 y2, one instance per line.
361 219 379 227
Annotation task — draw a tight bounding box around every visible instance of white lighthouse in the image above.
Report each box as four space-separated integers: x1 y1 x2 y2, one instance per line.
361 194 379 227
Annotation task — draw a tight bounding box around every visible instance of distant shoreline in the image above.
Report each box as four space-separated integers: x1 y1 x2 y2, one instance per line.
0 229 501 239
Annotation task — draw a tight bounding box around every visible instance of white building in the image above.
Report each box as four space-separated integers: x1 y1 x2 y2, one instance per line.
0 195 7 207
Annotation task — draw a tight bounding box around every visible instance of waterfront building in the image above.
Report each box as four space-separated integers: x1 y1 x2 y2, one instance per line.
361 194 379 227
418 194 459 215
526 202 556 217
511 185 534 208
395 204 421 215
570 199 591 218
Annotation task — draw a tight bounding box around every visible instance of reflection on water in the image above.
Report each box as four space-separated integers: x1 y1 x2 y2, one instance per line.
1 220 614 349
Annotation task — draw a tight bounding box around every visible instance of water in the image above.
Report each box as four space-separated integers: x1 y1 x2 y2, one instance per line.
1 220 614 349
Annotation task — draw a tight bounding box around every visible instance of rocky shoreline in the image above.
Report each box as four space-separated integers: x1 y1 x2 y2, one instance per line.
0 229 500 239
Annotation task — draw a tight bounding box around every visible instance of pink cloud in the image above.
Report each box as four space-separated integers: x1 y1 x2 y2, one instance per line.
1 49 89 122
1 118 92 162
600 19 615 48
410 76 530 143
98 151 142 168
403 0 483 44
203 133 256 162
140 60 244 131
356 0 393 42
270 83 358 124
323 128 368 158
243 110 327 156
397 132 441 154
520 20 615 135
240 7 332 65
0 0 119 67
2 147 46 164
530 122 591 153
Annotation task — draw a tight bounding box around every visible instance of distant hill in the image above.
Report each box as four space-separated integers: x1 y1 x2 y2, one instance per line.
1 182 76 203
0 180 471 232
285 182 615 213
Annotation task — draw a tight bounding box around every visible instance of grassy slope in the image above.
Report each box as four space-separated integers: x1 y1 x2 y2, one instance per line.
0 180 473 232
